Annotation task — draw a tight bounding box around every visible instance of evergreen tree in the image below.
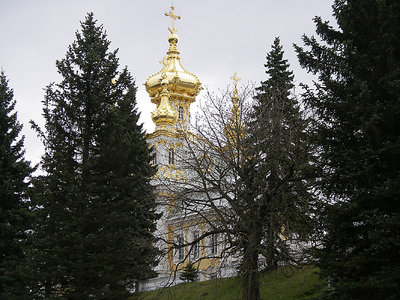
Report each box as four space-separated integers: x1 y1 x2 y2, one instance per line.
240 37 313 300
179 262 198 282
253 37 313 268
295 0 400 298
28 13 159 299
0 71 33 299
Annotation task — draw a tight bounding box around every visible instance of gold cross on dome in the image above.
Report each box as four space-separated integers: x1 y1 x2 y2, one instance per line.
165 5 181 34
231 72 241 91
159 56 168 67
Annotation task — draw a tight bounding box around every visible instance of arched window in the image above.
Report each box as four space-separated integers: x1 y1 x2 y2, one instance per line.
192 231 200 259
168 147 175 165
178 106 184 120
152 148 157 165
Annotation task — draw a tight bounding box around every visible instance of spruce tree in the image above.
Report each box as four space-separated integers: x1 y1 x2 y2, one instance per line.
28 13 159 299
295 0 400 298
252 37 312 268
0 71 33 299
179 262 198 282
239 37 313 300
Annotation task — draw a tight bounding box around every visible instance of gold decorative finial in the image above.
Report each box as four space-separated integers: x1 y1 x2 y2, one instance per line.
159 57 168 80
164 5 181 34
230 72 241 92
224 73 245 143
230 72 241 108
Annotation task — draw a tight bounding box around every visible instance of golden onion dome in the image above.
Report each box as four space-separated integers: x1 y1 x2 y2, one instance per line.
145 32 201 102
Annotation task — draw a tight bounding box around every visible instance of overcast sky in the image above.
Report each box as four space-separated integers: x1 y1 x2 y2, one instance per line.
0 0 335 166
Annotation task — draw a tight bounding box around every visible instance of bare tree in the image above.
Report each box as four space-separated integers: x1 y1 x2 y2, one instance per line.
155 77 314 299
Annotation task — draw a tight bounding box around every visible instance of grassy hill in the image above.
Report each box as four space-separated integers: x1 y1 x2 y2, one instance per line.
130 265 327 300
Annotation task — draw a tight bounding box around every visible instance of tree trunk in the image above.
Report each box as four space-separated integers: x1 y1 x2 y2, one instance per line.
266 215 278 269
44 280 52 299
242 232 261 300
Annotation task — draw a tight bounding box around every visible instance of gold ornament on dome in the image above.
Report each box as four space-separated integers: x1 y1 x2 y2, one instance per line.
164 5 181 34
159 56 168 69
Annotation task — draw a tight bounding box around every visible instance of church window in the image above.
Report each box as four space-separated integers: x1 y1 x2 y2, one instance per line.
151 148 157 165
210 233 218 255
178 106 184 120
176 234 184 260
192 231 200 259
168 147 175 165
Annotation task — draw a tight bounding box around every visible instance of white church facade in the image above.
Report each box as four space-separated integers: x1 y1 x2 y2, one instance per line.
136 6 240 292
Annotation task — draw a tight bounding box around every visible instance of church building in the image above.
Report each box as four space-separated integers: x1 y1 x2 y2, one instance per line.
136 6 239 292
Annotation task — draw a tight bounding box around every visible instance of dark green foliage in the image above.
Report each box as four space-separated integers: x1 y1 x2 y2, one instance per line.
295 0 400 298
251 37 314 266
256 37 295 99
28 13 159 299
0 71 33 299
239 37 314 300
179 262 198 283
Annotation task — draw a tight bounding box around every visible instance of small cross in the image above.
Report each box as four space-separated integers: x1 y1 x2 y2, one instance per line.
164 5 181 34
230 72 241 91
159 56 168 67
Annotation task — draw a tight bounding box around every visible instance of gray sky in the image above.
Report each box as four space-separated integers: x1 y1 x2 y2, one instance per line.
0 0 334 166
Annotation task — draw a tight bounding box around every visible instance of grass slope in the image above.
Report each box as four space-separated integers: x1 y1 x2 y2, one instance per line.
130 265 326 300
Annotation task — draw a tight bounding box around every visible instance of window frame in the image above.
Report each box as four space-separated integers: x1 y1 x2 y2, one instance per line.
210 233 218 255
168 147 175 165
178 106 184 120
192 231 200 259
151 147 158 165
176 234 184 261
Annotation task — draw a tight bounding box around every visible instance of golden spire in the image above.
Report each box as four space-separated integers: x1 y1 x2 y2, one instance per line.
164 5 181 34
231 72 241 92
165 6 180 55
230 72 241 118
224 73 245 143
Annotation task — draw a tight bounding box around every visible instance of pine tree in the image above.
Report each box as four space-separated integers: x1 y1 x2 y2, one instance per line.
28 13 159 299
0 71 33 299
295 0 400 298
240 37 313 300
179 262 198 282
253 37 312 268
